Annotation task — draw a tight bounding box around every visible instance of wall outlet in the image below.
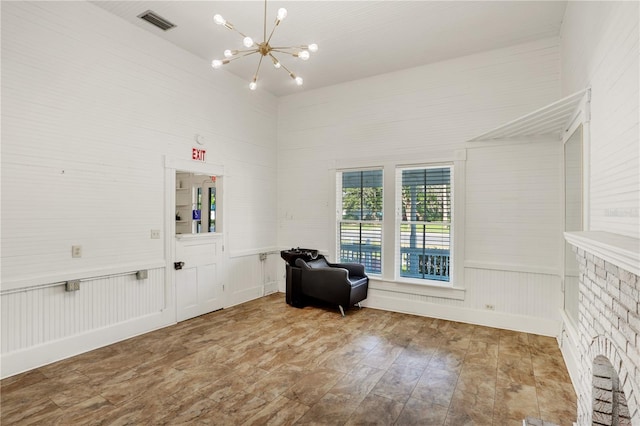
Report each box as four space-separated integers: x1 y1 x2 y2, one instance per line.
65 280 80 291
484 304 495 311
259 252 267 261
150 229 161 239
71 245 82 258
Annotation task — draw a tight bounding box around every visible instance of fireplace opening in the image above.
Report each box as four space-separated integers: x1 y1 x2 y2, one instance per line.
592 356 632 426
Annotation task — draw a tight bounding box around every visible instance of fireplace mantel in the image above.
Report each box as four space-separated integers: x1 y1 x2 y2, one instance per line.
564 231 640 276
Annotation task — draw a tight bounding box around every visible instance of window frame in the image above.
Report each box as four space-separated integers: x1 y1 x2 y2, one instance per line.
330 150 466 297
336 168 384 276
395 164 454 286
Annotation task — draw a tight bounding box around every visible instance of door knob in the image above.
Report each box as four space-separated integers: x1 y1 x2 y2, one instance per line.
174 261 185 270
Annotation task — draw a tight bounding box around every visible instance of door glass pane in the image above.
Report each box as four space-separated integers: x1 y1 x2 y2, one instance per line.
196 187 202 233
209 187 216 232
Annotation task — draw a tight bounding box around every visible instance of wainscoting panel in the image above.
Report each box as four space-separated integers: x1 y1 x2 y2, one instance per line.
464 267 563 320
365 267 562 336
1 268 166 377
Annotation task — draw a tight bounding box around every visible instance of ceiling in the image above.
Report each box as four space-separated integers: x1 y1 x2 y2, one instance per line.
92 1 567 97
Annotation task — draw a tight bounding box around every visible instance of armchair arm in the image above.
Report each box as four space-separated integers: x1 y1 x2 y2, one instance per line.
327 262 367 277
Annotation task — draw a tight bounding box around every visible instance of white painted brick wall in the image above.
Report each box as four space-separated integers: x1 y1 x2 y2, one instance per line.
572 246 639 425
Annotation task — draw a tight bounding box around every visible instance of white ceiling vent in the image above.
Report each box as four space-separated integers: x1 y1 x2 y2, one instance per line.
137 10 176 31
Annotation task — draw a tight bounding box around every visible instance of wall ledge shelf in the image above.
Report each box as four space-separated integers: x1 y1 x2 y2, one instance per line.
564 231 640 276
175 232 223 241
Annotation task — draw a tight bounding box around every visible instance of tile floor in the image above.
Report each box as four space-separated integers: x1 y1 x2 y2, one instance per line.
0 294 577 425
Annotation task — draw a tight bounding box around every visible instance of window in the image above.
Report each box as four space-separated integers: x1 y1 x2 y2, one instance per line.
176 172 219 235
397 166 451 282
337 169 383 274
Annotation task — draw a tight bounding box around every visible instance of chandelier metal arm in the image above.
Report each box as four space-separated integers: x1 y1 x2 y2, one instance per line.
272 45 312 51
230 50 260 61
223 22 252 41
232 49 260 55
253 55 265 84
268 52 281 67
265 20 281 45
276 59 296 80
270 49 300 56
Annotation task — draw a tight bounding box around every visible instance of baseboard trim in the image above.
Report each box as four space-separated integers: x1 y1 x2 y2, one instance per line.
224 286 264 309
365 291 561 337
1 309 175 379
559 310 581 396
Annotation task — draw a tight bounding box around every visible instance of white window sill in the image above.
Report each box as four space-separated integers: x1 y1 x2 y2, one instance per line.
368 277 465 301
175 232 223 241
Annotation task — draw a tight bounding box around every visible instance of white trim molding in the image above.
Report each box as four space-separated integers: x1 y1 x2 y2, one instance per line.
0 261 166 293
1 310 174 379
366 291 560 337
564 231 640 276
369 278 466 301
464 260 561 277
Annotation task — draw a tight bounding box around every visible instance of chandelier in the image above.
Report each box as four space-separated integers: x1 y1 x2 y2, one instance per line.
211 1 317 91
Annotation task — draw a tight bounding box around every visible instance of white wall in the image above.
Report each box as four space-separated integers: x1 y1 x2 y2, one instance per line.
277 37 564 335
557 0 639 399
1 2 278 377
561 1 639 239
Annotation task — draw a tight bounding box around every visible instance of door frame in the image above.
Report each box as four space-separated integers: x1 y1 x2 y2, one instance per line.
164 156 225 322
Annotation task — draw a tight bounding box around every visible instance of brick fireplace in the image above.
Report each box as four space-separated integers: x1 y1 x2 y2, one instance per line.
565 232 640 426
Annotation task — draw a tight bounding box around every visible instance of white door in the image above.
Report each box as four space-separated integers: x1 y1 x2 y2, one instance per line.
175 234 224 321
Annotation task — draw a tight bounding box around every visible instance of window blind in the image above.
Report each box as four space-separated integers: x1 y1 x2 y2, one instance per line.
396 166 452 282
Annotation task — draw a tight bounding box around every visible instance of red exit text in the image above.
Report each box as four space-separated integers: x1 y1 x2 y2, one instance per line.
192 148 206 162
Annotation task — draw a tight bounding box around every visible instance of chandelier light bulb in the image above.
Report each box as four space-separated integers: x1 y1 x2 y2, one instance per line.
277 8 288 21
307 43 318 53
213 14 226 25
271 58 281 69
211 59 223 69
295 76 304 86
298 50 310 61
224 49 233 58
249 81 257 91
243 36 254 48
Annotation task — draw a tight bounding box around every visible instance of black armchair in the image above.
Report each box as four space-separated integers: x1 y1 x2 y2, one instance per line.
294 255 368 316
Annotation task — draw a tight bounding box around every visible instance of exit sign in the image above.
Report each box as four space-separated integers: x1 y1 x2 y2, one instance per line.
192 148 206 162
